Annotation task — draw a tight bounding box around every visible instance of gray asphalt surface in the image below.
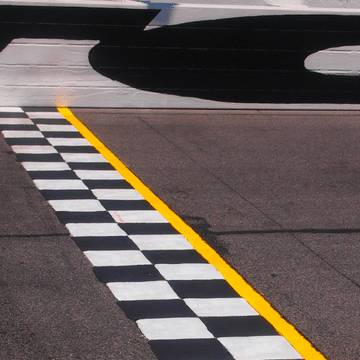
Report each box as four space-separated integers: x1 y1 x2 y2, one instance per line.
0 130 157 359
71 109 360 360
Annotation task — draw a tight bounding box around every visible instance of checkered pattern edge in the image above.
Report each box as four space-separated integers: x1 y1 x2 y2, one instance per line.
0 107 303 360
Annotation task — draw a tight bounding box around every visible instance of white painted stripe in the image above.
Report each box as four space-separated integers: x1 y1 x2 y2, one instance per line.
48 199 105 212
84 250 151 266
0 65 116 87
11 145 57 154
218 336 302 360
60 153 107 163
137 318 214 340
110 210 168 223
21 162 71 171
92 189 144 200
155 264 224 280
108 281 178 301
47 137 92 146
0 118 32 124
74 170 124 180
0 107 23 112
2 130 44 138
129 234 193 250
66 223 127 237
184 298 259 317
4 39 100 66
34 179 88 190
10 39 100 46
37 124 77 132
26 112 65 119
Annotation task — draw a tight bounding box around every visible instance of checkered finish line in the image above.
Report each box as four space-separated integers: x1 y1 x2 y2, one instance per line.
0 106 303 360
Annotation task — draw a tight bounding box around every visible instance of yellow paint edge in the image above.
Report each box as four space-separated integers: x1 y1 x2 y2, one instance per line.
58 107 327 360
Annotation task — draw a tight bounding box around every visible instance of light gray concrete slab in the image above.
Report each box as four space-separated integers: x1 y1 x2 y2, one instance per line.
2 0 360 8
2 6 360 109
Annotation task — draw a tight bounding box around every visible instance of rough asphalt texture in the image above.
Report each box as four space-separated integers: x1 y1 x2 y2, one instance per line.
0 130 157 360
72 109 360 360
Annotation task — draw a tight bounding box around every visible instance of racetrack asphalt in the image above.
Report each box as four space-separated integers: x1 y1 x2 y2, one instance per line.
1 108 360 360
71 109 360 360
0 117 157 360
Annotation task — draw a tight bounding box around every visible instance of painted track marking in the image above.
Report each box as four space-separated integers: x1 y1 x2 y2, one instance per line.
0 106 326 360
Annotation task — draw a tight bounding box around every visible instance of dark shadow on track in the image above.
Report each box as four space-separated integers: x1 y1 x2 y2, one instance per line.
89 15 360 103
2 6 360 103
0 5 159 52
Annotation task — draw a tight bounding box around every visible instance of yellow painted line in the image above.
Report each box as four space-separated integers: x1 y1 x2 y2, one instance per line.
58 107 327 360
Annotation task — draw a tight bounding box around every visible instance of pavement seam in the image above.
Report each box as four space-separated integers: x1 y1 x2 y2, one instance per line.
136 113 360 290
136 113 290 227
